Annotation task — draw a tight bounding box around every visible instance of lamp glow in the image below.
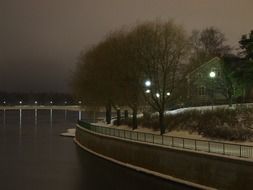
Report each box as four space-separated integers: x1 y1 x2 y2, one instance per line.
209 71 216 78
145 89 151 94
145 80 151 87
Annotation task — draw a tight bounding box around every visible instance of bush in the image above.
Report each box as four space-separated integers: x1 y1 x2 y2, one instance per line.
141 108 253 141
113 107 253 141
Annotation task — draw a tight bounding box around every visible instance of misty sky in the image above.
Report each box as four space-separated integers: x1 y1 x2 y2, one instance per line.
0 0 252 92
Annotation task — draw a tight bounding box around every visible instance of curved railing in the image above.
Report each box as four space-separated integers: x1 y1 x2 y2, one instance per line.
78 120 253 159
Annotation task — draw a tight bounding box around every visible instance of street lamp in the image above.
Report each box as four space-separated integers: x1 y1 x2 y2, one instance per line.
209 71 216 78
156 93 160 98
166 92 171 96
50 101 53 104
19 101 22 105
35 101 38 105
145 80 151 87
209 71 216 110
78 101 82 104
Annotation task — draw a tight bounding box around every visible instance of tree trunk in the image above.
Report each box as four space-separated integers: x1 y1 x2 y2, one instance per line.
105 103 112 124
228 90 233 107
116 109 121 126
132 107 137 130
124 110 128 120
159 111 165 135
229 96 233 107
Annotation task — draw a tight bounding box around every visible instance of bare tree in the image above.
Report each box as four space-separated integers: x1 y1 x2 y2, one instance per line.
71 35 124 123
189 27 231 70
128 20 188 134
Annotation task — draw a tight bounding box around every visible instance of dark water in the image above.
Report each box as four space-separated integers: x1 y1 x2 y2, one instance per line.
0 109 196 190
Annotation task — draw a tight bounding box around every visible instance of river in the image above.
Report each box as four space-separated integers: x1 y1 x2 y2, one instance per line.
0 109 196 190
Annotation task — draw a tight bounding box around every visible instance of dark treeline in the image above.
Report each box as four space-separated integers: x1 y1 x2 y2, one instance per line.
0 92 75 105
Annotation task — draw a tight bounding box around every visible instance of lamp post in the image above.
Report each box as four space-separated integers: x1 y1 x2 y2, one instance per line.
34 101 38 125
209 71 216 110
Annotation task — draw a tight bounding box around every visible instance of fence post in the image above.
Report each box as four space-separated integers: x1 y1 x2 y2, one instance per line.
223 143 225 155
153 135 154 144
208 141 210 152
240 145 242 157
183 138 185 148
195 140 197 151
172 137 174 147
162 135 164 145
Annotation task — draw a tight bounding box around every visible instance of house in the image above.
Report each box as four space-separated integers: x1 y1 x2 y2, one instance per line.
185 57 242 106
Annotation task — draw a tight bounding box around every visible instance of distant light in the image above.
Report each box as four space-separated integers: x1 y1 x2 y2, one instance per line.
64 101 67 104
156 93 160 98
50 101 53 104
167 92 171 96
209 71 216 78
35 101 38 104
145 80 151 87
78 101 82 104
19 101 22 104
3 101 6 104
145 89 151 94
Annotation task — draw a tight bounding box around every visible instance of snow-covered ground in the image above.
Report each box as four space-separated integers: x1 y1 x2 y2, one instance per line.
165 103 253 115
60 128 76 137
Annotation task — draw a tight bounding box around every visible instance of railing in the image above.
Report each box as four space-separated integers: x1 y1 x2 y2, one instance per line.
77 120 253 159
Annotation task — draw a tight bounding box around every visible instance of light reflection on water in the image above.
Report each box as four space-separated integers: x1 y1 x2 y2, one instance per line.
0 109 196 190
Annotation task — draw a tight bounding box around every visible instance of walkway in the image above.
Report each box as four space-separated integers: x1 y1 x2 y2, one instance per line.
78 121 253 159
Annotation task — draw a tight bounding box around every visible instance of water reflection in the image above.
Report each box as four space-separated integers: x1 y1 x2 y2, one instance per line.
50 109 53 127
0 109 194 190
19 109 22 127
35 109 38 126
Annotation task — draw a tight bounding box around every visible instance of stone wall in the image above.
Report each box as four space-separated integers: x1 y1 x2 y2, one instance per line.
75 125 253 190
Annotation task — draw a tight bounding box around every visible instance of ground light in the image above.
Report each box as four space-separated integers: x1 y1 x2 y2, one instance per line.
145 89 151 94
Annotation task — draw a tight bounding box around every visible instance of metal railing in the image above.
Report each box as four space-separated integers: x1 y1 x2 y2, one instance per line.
77 120 253 159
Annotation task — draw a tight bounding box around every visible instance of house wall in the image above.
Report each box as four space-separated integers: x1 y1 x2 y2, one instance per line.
187 58 228 105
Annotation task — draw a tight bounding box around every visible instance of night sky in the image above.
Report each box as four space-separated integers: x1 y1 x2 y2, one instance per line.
0 0 252 92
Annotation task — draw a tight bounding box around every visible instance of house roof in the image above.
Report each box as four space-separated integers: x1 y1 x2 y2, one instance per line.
186 57 221 78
